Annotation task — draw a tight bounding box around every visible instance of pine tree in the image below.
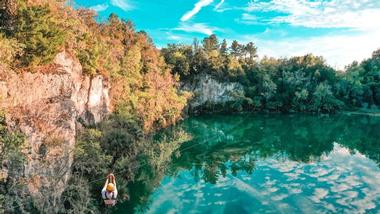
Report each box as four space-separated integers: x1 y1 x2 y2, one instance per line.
244 42 258 65
230 40 241 58
220 39 228 56
202 34 219 52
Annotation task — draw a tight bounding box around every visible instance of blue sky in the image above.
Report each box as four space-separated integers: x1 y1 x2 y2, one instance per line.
73 0 380 69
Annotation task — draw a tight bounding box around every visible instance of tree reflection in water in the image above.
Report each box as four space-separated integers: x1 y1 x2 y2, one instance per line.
116 114 380 213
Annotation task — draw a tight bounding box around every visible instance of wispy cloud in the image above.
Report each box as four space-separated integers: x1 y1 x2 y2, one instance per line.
214 0 225 10
110 0 133 12
238 29 380 69
242 13 255 21
175 23 219 35
90 3 109 12
169 35 182 40
236 13 260 25
235 0 380 68
245 0 380 30
166 32 182 41
181 0 214 22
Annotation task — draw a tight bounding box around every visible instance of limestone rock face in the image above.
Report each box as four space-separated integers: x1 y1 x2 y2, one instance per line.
181 74 244 113
82 75 111 125
0 52 111 210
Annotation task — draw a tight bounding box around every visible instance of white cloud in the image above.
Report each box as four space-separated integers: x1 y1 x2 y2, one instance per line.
181 0 214 22
214 0 225 10
236 13 261 25
169 35 182 40
110 0 133 11
175 23 219 35
89 4 109 12
234 1 380 69
240 29 380 69
274 31 380 69
245 0 380 30
242 13 256 21
166 32 182 41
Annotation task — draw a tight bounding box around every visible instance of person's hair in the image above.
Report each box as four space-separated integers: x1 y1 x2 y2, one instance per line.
106 183 114 192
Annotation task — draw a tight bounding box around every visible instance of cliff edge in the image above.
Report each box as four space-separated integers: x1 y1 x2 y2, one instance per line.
0 51 111 210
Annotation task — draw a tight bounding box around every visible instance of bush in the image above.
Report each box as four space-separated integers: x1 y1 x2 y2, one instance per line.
73 129 112 178
61 175 99 214
0 33 22 68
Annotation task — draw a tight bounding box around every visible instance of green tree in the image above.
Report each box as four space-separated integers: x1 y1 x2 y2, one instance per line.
77 36 103 75
312 82 342 112
230 40 242 58
243 42 257 65
202 34 219 52
220 39 228 56
161 44 192 79
14 5 66 66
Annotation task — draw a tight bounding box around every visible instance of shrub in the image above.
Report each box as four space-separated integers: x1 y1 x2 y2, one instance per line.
0 34 22 68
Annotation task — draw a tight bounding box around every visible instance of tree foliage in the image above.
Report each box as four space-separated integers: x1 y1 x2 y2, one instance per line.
0 112 29 213
1 1 189 132
0 33 22 69
64 114 190 213
14 5 66 66
162 35 380 113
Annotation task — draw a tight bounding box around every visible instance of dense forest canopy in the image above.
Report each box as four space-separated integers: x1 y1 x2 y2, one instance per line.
1 0 380 115
162 35 380 113
0 0 189 132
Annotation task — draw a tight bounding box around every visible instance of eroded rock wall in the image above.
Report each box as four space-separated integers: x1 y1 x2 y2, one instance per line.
182 74 245 113
0 52 111 210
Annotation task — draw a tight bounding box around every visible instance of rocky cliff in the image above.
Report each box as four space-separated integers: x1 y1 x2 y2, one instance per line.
0 52 111 211
182 74 245 113
0 59 244 210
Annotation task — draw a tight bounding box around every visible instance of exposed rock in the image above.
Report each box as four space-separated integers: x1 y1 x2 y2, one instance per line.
181 74 245 113
0 51 111 211
81 75 111 125
0 81 6 99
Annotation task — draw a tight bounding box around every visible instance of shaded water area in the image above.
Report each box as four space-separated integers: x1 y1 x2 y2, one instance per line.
115 114 380 213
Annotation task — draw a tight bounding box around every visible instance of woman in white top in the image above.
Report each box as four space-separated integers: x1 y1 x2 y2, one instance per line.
101 173 118 206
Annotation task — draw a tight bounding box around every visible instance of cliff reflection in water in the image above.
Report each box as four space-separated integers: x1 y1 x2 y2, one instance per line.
117 114 380 213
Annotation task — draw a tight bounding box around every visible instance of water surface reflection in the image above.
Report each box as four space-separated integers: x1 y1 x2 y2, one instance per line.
117 114 380 213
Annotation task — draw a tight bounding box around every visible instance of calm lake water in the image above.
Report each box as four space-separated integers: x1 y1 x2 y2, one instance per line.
116 114 380 214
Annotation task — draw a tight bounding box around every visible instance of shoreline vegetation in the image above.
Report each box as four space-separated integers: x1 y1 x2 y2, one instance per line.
0 0 379 213
342 109 380 117
162 36 380 114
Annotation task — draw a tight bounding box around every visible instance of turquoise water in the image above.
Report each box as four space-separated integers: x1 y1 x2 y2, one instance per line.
117 114 380 213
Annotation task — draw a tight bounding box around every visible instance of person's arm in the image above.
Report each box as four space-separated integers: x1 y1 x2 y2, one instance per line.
109 174 117 198
101 177 109 199
103 177 109 190
113 189 118 199
109 174 116 186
